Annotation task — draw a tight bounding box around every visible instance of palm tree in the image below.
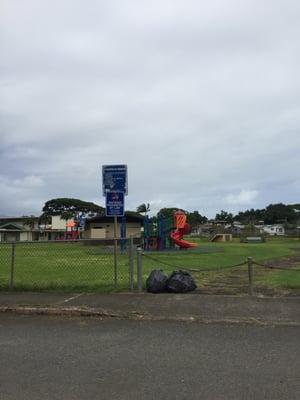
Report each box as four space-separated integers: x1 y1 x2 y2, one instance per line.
136 203 150 217
23 215 37 230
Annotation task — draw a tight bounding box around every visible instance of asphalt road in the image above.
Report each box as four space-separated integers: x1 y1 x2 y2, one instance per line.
0 315 299 400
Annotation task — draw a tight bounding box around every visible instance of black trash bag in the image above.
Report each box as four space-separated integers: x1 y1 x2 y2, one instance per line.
166 270 197 293
146 269 168 293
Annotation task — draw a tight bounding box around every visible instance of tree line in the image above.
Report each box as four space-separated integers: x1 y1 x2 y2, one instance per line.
140 203 300 227
215 203 300 225
32 198 300 228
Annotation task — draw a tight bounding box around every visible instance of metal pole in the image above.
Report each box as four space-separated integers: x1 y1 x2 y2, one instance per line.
114 216 118 287
247 257 254 296
10 242 16 290
129 236 134 290
137 247 143 292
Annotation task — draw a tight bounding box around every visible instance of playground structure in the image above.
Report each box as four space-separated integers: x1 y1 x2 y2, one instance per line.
64 216 87 240
143 214 174 251
143 210 198 250
170 211 198 249
210 233 233 242
64 221 80 240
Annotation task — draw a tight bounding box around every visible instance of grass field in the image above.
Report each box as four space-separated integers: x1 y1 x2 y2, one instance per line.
142 237 300 294
0 242 132 292
0 237 299 293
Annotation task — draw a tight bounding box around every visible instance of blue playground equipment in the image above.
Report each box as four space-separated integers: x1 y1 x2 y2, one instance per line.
143 214 174 251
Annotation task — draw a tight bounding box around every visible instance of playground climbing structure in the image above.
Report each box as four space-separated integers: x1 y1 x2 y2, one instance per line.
170 210 198 249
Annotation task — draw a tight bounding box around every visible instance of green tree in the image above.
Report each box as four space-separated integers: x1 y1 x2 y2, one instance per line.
157 207 183 221
42 198 105 220
136 203 150 216
22 215 37 230
264 203 297 224
235 208 265 224
215 210 234 223
38 213 52 226
234 204 299 225
187 211 208 228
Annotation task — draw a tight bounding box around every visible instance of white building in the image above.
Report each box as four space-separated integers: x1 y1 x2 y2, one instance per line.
260 225 285 236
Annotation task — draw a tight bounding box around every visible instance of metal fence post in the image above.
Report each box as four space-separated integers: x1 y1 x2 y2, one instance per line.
247 257 254 296
137 247 143 292
113 216 118 288
128 236 134 290
10 242 16 290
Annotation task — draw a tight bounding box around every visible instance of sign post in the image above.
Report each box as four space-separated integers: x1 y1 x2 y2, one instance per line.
105 191 125 286
103 165 127 288
114 216 118 286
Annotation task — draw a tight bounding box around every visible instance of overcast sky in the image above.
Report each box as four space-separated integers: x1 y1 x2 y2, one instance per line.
1 0 299 217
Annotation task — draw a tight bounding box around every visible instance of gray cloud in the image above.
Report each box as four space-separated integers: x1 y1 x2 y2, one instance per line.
1 0 299 217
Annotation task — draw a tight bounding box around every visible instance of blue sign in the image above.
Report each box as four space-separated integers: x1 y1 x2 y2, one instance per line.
78 216 86 230
106 191 125 217
102 164 128 196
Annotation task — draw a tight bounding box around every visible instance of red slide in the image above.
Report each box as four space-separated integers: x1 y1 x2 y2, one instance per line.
170 210 198 249
170 229 197 248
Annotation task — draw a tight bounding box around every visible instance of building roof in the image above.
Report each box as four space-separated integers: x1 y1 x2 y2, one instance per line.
0 222 24 230
87 212 144 224
0 216 39 221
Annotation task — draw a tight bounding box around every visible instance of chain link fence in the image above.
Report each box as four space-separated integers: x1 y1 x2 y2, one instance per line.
0 239 139 292
1 240 299 294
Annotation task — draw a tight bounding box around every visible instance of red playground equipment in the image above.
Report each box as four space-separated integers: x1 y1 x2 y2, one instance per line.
65 220 80 240
170 211 198 249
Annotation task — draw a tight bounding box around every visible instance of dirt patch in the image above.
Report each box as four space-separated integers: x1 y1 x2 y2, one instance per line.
197 269 300 296
194 249 300 297
260 253 300 269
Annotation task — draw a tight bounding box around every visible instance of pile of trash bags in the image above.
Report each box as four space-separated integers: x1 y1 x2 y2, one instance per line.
146 269 197 293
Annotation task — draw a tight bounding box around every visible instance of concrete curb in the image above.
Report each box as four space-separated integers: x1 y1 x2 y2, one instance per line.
1 305 299 327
